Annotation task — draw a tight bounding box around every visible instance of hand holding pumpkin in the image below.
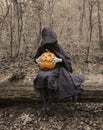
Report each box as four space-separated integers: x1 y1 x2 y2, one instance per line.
36 51 62 70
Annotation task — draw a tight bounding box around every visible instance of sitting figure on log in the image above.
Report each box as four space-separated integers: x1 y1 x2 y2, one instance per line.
33 27 85 114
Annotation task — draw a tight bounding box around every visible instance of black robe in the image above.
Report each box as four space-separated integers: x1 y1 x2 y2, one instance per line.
34 27 84 99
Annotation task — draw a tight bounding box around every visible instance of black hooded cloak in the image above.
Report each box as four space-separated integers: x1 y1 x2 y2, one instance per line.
34 27 84 99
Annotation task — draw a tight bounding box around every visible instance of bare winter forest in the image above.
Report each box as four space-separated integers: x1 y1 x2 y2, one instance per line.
0 1 103 130
0 0 103 74
0 0 103 88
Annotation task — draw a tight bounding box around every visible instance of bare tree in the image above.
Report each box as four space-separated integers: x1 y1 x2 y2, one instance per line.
10 3 13 57
0 1 10 42
96 0 103 49
16 1 23 56
86 0 94 63
35 1 44 46
79 0 86 41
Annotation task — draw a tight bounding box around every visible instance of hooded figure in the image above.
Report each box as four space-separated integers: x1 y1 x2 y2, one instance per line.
34 27 84 104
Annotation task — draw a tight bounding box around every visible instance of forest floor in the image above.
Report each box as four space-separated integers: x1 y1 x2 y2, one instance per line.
0 102 103 130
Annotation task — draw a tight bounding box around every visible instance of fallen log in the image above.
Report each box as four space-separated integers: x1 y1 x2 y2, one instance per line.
0 90 103 104
0 72 103 104
0 81 103 103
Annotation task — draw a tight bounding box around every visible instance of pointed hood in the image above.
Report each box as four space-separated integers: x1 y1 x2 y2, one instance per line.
41 27 58 45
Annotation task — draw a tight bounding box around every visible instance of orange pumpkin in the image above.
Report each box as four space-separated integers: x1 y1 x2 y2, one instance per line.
39 51 56 70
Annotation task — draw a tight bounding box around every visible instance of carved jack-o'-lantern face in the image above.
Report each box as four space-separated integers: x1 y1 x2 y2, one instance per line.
39 51 56 70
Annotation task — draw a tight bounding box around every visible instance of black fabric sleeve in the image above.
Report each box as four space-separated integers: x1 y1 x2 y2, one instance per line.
58 44 73 73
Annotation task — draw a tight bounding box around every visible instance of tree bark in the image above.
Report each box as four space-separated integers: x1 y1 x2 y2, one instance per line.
86 1 93 63
97 0 103 49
